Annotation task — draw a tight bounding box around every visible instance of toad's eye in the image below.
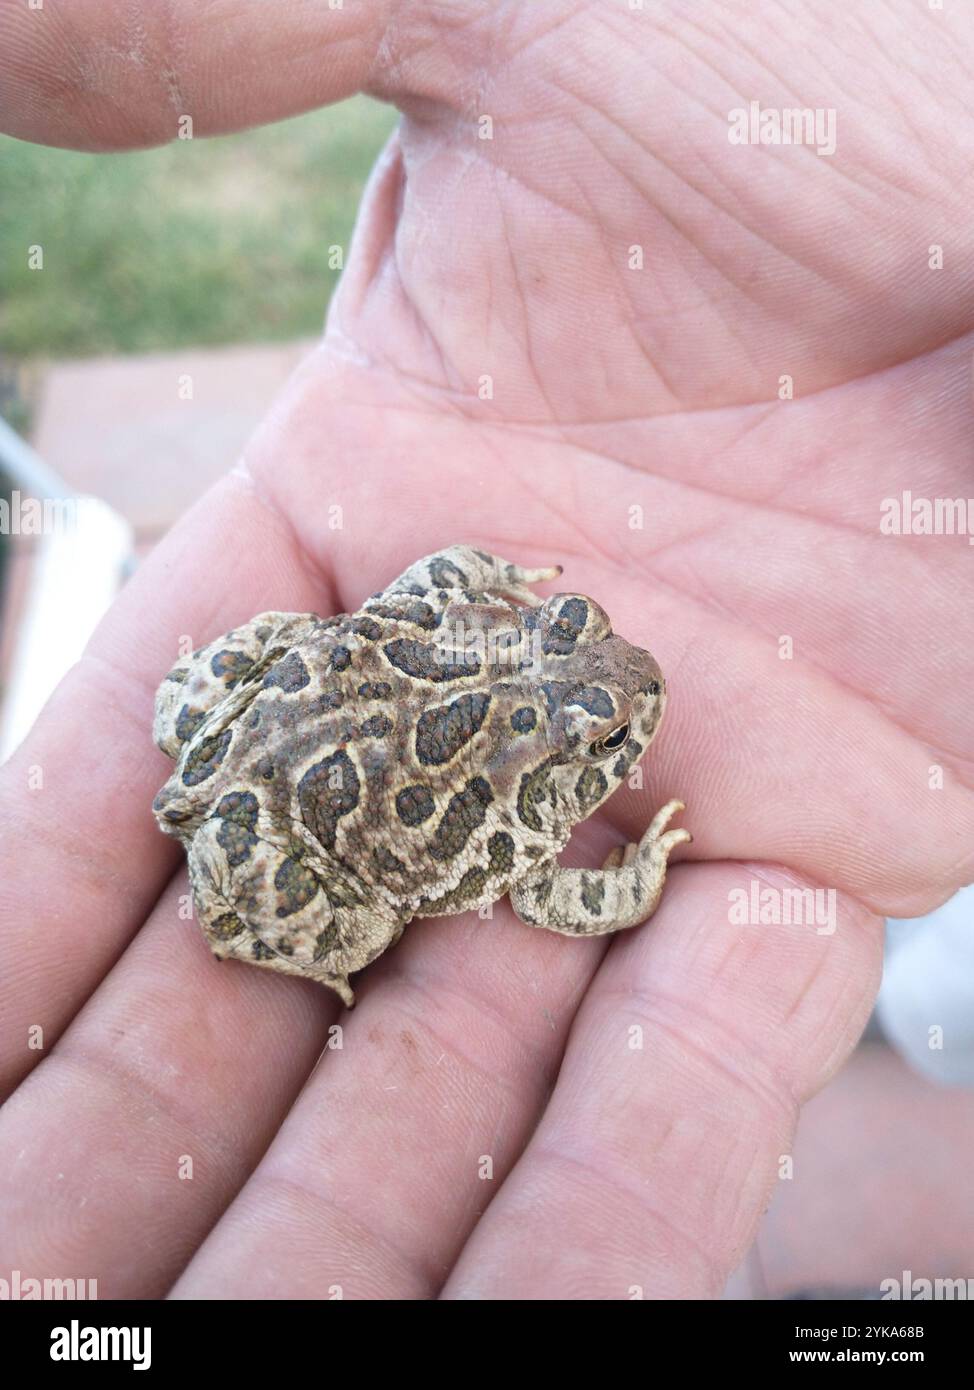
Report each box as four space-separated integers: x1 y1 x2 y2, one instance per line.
591 722 630 757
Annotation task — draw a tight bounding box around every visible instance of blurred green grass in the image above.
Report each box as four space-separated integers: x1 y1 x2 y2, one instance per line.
0 96 397 360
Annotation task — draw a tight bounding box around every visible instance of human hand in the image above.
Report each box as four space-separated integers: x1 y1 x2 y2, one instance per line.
1 0 971 1298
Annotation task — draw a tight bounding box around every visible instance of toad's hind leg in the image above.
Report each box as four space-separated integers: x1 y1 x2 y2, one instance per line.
383 544 562 606
153 611 316 758
186 817 405 1007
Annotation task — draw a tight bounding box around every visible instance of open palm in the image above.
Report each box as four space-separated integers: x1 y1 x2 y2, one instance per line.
1 0 971 1298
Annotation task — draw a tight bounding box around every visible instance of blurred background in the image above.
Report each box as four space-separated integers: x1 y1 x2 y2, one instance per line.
0 98 971 1301
0 97 395 755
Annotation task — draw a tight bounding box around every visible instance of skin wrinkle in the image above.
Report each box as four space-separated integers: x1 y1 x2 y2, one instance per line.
593 984 805 1126
492 165 560 421
372 959 567 1099
536 64 845 304
497 1143 727 1295
204 1166 439 1296
340 105 974 419
34 1045 245 1188
556 148 694 404
316 315 974 425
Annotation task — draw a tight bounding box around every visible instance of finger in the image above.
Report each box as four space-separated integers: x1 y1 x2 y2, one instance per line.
0 876 338 1297
0 469 332 1098
170 831 620 1299
0 0 401 150
441 862 881 1299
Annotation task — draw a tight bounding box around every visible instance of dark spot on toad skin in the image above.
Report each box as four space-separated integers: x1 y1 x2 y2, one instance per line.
214 791 260 865
313 923 340 959
175 704 206 743
166 668 189 684
581 874 605 916
373 846 407 875
487 831 515 873
216 818 258 865
252 940 276 961
415 691 490 766
612 738 642 780
644 679 661 696
511 706 537 734
210 911 246 940
396 783 436 826
358 681 393 700
306 690 343 716
154 792 191 823
330 645 351 672
321 873 363 910
405 600 439 629
428 557 468 588
383 637 481 682
256 756 275 781
274 856 320 917
567 686 615 718
517 758 557 831
575 766 608 812
351 616 382 641
366 600 438 630
297 750 360 851
418 863 489 913
543 597 589 654
429 776 494 861
262 650 310 693
541 680 577 716
211 649 255 689
560 597 589 628
216 791 259 828
182 729 232 785
361 714 393 738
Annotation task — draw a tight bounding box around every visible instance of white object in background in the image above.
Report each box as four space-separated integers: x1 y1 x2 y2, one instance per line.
877 886 974 1088
0 495 133 761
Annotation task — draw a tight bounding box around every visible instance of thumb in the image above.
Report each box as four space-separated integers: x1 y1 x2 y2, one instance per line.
0 0 418 151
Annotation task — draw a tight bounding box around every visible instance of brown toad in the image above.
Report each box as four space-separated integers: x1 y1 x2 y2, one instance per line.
152 545 690 1005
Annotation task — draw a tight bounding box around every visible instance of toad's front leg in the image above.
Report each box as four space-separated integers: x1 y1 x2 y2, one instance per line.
509 801 691 936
